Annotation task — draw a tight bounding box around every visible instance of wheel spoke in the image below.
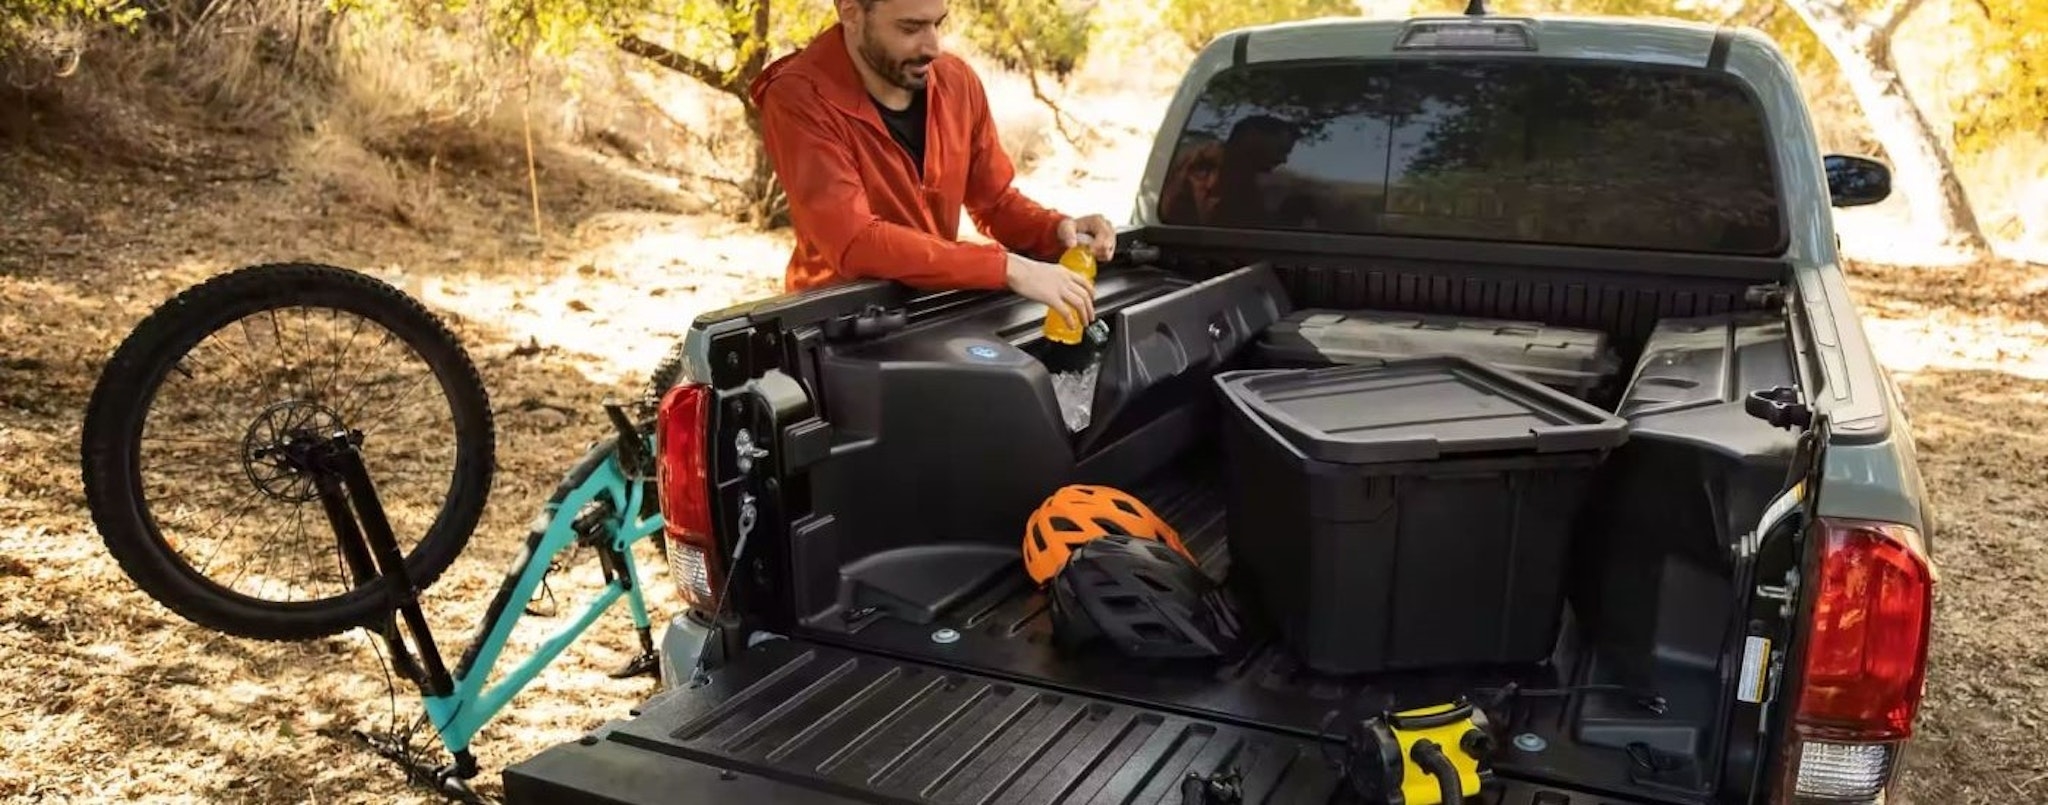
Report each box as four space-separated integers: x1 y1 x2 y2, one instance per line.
86 264 492 639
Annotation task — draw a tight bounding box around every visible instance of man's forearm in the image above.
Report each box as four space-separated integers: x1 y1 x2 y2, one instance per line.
832 218 1011 290
969 188 1067 260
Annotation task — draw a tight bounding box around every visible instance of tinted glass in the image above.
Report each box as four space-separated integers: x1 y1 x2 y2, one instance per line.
1158 60 1784 254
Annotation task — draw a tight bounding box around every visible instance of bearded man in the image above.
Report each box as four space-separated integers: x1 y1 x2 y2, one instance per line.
749 0 1117 329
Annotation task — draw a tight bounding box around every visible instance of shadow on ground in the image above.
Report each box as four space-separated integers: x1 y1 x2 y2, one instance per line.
0 117 725 803
1888 365 2048 805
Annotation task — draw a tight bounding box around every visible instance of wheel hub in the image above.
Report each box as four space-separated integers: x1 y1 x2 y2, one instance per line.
242 400 347 502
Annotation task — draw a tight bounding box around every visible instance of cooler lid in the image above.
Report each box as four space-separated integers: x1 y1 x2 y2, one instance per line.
1219 356 1629 464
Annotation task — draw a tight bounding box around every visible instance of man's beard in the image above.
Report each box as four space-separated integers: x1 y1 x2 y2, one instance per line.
858 31 933 90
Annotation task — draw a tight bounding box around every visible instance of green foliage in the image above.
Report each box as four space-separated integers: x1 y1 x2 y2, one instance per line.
0 0 146 29
956 0 1090 78
1160 0 1357 52
332 0 830 87
616 0 833 87
1 0 145 53
1953 0 2048 156
1486 0 1834 71
1513 0 2046 163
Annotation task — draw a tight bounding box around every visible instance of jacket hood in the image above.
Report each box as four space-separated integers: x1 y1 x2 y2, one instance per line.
749 23 864 116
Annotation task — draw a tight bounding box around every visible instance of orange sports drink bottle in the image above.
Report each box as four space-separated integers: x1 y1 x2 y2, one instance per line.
1043 234 1098 345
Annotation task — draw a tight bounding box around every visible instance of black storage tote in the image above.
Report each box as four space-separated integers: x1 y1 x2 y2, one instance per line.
1214 355 1629 675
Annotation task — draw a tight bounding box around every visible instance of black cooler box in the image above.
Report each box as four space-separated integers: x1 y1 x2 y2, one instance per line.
1214 356 1629 675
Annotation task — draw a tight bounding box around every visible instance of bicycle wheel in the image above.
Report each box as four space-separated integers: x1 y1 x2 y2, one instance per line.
639 338 690 413
81 263 495 641
635 337 686 563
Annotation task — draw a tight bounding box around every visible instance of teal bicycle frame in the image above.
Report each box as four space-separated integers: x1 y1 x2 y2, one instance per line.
422 446 666 755
310 419 670 792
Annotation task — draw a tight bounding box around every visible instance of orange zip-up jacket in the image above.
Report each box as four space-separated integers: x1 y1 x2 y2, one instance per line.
750 24 1070 293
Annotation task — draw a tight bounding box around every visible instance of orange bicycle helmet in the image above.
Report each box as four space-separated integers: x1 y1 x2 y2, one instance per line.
1023 485 1192 584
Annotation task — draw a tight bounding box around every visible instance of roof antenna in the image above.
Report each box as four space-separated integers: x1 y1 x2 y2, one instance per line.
1464 0 1488 15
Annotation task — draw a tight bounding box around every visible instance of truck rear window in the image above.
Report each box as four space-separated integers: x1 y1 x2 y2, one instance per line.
1159 59 1785 255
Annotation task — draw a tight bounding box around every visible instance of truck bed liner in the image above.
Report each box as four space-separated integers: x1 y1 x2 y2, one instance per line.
783 455 1721 804
502 639 1659 805
805 454 1561 738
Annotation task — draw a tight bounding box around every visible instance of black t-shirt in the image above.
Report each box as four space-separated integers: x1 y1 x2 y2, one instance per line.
874 89 928 176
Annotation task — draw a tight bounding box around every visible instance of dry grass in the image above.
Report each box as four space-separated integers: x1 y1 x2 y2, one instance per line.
0 110 768 805
1834 256 2048 805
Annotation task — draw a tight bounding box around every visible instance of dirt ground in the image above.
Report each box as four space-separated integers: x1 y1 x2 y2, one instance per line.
2 112 2044 805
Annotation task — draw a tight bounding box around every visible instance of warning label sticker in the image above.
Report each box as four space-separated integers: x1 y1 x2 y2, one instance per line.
1738 635 1772 704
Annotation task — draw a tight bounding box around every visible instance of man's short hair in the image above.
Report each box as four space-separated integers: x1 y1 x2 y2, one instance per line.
1228 115 1300 145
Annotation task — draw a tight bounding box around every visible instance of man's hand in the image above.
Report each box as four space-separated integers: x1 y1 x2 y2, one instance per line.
1005 253 1095 329
1056 215 1118 261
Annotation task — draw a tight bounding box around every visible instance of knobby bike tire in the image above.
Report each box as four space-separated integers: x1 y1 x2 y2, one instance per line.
80 263 496 641
641 339 689 412
638 338 684 562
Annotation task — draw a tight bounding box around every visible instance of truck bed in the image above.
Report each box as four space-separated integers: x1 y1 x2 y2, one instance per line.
503 638 1663 805
805 450 1565 737
777 450 1725 805
647 244 1797 805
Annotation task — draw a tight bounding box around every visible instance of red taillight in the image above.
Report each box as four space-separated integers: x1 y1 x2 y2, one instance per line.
1775 518 1934 803
656 382 720 609
1793 518 1935 741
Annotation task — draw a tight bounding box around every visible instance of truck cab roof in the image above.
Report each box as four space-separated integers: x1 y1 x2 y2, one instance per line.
1223 12 1734 65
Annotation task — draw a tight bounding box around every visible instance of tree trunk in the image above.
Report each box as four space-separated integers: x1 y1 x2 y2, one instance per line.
740 100 788 229
1782 0 1990 255
741 0 786 230
617 10 788 230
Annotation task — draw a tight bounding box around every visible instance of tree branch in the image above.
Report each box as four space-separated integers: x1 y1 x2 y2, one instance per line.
1745 2 1778 30
1783 0 1879 52
1716 0 1776 30
984 3 1094 150
618 34 740 96
1881 0 1930 39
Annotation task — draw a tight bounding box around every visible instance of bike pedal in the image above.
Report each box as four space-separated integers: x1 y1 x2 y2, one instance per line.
610 651 659 680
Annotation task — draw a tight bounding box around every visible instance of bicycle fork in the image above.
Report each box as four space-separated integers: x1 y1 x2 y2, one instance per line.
299 429 477 783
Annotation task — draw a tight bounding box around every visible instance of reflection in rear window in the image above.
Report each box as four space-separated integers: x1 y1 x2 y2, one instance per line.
1159 60 1785 254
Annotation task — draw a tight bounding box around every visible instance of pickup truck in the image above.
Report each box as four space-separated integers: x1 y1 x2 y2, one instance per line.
501 8 1936 804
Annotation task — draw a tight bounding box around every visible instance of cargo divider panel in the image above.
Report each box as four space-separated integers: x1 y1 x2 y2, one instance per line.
1075 262 1292 456
1572 312 1800 688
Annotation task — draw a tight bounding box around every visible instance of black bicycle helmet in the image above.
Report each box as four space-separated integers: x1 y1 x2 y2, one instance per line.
1049 534 1246 660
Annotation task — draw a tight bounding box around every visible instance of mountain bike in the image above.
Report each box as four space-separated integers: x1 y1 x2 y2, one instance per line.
78 262 690 800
